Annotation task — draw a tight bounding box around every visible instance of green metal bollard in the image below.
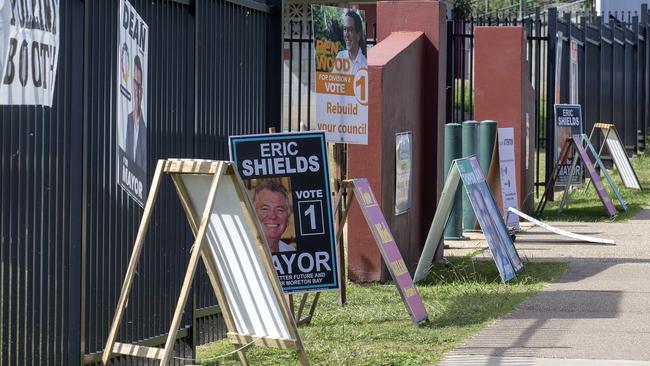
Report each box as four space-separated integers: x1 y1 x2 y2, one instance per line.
462 120 479 231
478 120 498 176
444 123 463 239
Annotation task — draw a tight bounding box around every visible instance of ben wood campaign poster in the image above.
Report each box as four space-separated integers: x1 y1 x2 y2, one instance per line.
117 0 148 207
0 0 60 106
554 104 583 187
229 132 339 294
312 5 368 144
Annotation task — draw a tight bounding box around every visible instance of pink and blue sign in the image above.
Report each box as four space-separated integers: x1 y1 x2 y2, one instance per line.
351 178 429 325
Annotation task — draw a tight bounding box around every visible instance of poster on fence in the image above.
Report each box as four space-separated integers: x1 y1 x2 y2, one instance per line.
312 5 368 144
116 0 149 207
569 39 579 104
554 104 583 187
229 132 339 294
0 0 60 106
395 132 412 215
554 31 563 104
0 0 10 82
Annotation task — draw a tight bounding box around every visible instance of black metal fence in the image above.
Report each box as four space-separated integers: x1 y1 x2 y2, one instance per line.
283 20 377 132
447 6 650 196
1 0 282 364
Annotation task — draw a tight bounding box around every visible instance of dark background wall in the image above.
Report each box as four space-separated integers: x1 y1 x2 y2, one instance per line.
0 0 282 364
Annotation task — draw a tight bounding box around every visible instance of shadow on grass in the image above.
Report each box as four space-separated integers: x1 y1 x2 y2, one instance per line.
416 256 569 328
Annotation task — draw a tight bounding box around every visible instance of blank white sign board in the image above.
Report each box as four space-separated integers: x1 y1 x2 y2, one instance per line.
181 174 291 340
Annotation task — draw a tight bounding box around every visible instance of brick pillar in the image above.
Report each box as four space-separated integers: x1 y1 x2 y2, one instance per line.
347 0 447 282
474 26 535 213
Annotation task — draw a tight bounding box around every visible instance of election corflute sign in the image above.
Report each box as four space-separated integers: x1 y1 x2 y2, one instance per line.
312 5 368 144
554 104 583 187
116 0 149 207
229 132 339 294
350 178 429 325
0 0 60 106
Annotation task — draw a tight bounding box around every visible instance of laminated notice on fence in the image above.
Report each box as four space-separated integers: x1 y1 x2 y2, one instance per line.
0 0 60 106
116 0 149 207
312 5 368 144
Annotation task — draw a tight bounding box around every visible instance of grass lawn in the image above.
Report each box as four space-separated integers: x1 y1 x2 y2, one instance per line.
196 255 568 365
536 144 650 222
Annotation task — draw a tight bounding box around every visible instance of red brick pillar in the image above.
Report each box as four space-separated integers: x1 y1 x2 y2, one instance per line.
474 27 535 213
347 0 447 282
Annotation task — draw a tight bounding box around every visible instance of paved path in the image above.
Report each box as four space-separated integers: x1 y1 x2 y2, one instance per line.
439 208 650 365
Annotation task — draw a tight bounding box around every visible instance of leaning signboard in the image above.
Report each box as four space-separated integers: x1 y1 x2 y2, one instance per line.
312 5 368 144
554 104 583 187
457 157 524 282
229 132 339 294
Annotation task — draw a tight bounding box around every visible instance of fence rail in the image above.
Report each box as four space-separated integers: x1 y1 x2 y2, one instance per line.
447 5 650 197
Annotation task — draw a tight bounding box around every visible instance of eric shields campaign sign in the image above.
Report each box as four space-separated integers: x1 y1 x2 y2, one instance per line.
229 132 339 294
312 5 368 145
116 0 149 207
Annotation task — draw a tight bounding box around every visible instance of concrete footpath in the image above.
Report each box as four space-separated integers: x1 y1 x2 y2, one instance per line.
438 208 650 366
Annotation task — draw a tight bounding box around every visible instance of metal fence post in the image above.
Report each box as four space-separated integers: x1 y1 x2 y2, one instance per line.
69 0 85 364
545 7 558 201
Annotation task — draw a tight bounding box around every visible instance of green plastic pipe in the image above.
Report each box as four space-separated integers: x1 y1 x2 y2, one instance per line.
462 120 479 231
444 123 463 239
478 120 498 176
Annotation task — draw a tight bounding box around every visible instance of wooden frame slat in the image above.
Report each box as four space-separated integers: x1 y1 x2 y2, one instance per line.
112 342 164 360
227 333 299 350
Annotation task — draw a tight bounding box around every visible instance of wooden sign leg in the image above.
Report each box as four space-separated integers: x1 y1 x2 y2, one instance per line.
160 164 226 365
585 128 611 193
295 292 321 326
102 160 166 365
558 147 580 213
536 139 573 216
298 349 310 366
334 185 354 306
170 172 250 365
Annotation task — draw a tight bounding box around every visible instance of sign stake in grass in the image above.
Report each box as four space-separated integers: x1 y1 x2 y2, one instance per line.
102 160 309 366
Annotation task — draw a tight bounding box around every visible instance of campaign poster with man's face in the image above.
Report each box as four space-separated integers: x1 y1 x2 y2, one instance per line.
312 5 368 144
554 104 583 187
229 132 339 294
457 156 523 283
117 0 149 207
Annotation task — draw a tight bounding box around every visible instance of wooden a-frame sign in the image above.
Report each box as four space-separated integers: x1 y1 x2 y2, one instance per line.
415 156 523 284
536 134 619 217
558 134 627 214
102 159 308 366
588 123 642 190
